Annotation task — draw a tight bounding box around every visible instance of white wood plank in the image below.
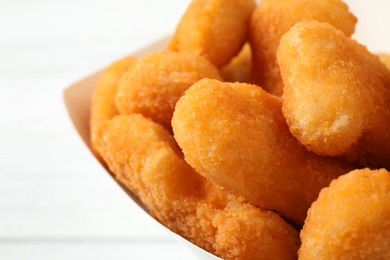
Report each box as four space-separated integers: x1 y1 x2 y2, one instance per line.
0 241 199 260
0 0 196 258
0 117 172 239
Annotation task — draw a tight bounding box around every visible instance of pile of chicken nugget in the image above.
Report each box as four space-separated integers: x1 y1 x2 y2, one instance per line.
89 0 390 259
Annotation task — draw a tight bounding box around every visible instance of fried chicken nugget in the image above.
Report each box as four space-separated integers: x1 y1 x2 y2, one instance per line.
172 78 355 225
92 114 300 260
299 168 390 259
249 0 357 96
115 51 222 131
210 200 300 259
168 0 256 68
89 56 137 158
278 21 390 169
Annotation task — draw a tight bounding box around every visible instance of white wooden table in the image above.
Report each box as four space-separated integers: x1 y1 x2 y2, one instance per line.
0 0 199 259
1 0 389 259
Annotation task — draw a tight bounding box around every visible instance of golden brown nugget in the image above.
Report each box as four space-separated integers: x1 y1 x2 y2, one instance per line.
249 0 357 96
220 43 252 83
115 51 222 130
92 114 300 260
210 200 300 260
90 56 137 126
278 21 390 169
299 168 390 259
172 78 355 225
89 56 137 158
168 0 256 68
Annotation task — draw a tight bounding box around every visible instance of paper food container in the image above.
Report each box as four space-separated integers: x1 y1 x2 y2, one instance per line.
63 2 390 257
63 36 221 260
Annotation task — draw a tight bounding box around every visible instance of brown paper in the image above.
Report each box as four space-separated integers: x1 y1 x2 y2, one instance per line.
63 36 220 260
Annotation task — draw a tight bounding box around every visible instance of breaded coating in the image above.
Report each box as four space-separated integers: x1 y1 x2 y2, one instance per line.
89 56 137 158
172 78 355 225
220 43 252 83
168 0 256 68
115 51 221 131
278 21 390 169
211 201 300 259
249 0 357 96
299 168 390 259
92 114 300 260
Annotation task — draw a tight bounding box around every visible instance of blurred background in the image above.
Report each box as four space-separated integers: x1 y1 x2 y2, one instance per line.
0 0 389 259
